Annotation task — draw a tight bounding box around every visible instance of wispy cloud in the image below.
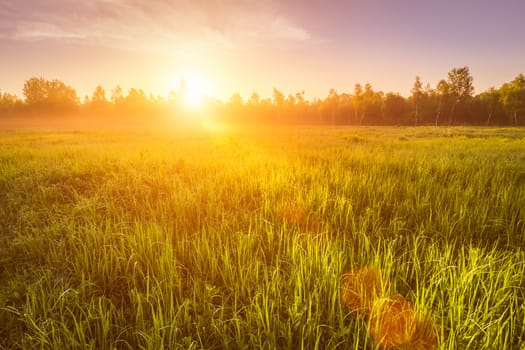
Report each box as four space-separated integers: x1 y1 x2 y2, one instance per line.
267 17 310 41
0 0 311 53
11 21 87 40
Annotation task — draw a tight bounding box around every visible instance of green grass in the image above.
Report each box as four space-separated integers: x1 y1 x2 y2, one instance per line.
1 125 524 349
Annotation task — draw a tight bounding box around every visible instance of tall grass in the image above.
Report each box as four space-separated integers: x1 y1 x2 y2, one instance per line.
1 126 524 349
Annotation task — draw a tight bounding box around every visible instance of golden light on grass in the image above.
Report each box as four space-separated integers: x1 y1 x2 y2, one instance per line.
368 296 438 350
201 120 230 133
341 266 438 349
281 197 308 225
341 266 388 315
280 197 330 234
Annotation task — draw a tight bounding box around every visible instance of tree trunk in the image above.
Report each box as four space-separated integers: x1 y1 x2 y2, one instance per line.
449 101 458 126
513 97 518 126
359 111 366 125
435 98 442 126
415 104 418 126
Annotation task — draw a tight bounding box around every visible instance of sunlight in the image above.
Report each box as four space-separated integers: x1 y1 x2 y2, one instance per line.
176 71 213 108
201 120 230 133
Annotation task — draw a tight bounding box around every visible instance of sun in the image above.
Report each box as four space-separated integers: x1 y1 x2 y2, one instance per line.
176 71 213 108
184 85 204 107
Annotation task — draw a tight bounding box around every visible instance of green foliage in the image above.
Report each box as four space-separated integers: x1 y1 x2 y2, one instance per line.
3 68 525 126
499 74 525 126
446 67 475 125
23 77 79 112
0 91 23 115
383 93 408 125
1 127 524 349
447 67 474 101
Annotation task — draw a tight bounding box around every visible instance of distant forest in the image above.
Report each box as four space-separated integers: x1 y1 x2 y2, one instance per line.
1 66 525 126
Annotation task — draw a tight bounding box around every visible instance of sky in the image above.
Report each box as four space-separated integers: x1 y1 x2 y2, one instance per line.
1 0 525 101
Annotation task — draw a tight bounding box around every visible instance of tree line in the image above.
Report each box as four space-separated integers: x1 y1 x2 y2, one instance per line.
1 67 525 126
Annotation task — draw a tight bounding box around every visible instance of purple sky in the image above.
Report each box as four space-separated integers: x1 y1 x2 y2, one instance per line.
1 0 525 101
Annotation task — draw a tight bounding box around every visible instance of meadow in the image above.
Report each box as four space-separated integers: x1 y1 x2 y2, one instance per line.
0 125 524 349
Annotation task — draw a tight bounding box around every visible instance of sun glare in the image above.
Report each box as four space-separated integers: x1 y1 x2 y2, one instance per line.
184 86 204 107
171 71 213 108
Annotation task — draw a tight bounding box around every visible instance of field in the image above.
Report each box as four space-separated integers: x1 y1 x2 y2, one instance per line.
1 125 525 349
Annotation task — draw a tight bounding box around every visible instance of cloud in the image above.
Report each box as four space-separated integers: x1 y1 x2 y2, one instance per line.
268 17 310 41
11 21 87 40
0 0 311 54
